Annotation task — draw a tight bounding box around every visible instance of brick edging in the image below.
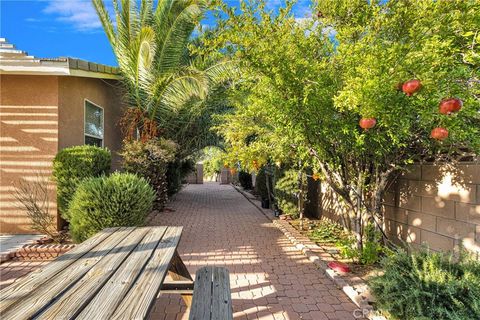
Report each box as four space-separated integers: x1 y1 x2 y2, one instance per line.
232 184 386 320
1 244 75 262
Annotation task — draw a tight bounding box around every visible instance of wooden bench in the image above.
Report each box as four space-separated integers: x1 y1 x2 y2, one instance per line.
0 227 194 320
189 266 233 320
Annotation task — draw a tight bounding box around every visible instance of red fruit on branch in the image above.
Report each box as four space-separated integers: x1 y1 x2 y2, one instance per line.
431 127 449 141
402 79 422 96
359 118 377 130
439 98 463 115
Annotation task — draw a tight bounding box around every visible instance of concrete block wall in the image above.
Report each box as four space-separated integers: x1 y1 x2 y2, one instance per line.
384 163 479 253
320 163 480 254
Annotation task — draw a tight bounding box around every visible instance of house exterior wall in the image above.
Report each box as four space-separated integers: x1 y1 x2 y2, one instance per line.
320 163 480 254
0 74 124 234
58 76 124 169
0 75 59 233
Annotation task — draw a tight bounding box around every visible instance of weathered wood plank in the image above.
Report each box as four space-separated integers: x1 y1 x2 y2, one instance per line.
0 227 118 314
36 227 151 319
75 226 167 320
111 226 183 320
168 250 194 306
1 227 134 319
211 267 233 320
189 266 233 320
189 266 213 320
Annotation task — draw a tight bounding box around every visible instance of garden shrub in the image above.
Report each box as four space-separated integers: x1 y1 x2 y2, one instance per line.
202 147 225 180
369 247 480 320
68 172 155 242
52 145 111 220
14 174 66 243
120 138 176 209
308 220 345 244
238 171 253 190
254 167 272 200
273 169 306 218
336 223 385 265
166 158 195 196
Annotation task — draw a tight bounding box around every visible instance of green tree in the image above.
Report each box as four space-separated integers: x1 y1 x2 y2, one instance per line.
211 0 480 250
93 0 235 155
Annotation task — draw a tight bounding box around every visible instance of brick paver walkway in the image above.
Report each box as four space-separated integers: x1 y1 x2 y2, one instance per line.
0 260 49 290
0 183 359 320
148 183 357 320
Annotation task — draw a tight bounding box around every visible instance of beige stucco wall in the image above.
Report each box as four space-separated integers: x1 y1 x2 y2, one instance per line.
58 76 124 169
320 163 480 254
0 75 59 233
0 74 124 234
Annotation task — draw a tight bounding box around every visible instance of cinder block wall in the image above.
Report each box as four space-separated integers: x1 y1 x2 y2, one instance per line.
321 163 480 254
384 163 479 253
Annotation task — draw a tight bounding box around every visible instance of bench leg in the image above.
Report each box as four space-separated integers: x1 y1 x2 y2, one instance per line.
168 250 193 307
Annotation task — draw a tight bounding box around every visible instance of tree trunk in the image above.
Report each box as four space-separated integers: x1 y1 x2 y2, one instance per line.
298 170 304 230
265 171 272 209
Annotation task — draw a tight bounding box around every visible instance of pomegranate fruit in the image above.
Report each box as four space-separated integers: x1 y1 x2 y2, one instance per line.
439 98 463 115
359 118 377 130
402 79 422 96
431 127 449 141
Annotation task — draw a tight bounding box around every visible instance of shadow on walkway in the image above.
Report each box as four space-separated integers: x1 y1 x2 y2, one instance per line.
148 182 358 320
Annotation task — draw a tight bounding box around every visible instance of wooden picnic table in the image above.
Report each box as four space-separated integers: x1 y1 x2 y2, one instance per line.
0 226 195 320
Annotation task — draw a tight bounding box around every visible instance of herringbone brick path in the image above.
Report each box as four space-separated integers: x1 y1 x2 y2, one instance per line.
148 183 357 320
0 183 359 319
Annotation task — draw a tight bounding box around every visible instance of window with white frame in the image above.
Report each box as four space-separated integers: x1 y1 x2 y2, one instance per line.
84 100 104 147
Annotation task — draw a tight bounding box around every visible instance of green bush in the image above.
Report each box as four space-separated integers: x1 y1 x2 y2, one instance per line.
166 159 195 196
68 172 155 242
52 145 111 220
238 171 253 189
369 247 480 320
254 167 272 200
273 169 306 218
120 138 176 209
308 220 345 244
335 223 385 265
202 147 225 180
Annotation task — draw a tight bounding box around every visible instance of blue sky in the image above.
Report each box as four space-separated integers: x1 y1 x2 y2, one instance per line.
1 0 313 66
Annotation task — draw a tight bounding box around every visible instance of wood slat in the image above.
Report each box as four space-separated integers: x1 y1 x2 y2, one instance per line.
168 250 194 306
211 267 233 320
75 226 167 320
189 266 214 320
111 226 183 320
36 227 151 319
189 266 233 320
1 227 134 319
0 227 119 313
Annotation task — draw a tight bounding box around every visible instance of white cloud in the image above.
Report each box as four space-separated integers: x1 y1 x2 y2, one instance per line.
43 0 104 31
25 18 43 22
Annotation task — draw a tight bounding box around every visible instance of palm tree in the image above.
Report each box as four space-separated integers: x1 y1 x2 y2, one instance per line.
92 0 234 149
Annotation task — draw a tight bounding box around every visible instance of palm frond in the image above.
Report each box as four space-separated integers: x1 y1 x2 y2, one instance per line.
92 0 116 45
154 0 206 73
93 0 234 153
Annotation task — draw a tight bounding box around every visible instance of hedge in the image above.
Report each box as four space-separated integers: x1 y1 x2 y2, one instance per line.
52 145 111 220
68 172 155 242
